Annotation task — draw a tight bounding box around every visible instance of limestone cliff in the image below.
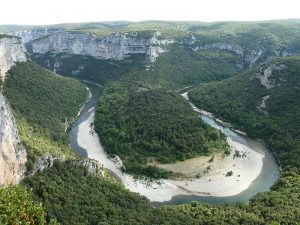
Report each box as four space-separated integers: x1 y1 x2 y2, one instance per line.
26 31 173 62
0 36 27 185
192 42 264 67
0 36 27 80
192 42 243 56
255 64 287 89
32 156 104 177
9 28 60 44
0 93 27 185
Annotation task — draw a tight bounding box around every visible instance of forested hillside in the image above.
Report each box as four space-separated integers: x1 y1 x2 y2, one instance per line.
0 185 46 225
1 20 300 224
3 62 89 170
128 44 242 89
95 81 228 178
26 20 300 90
32 53 146 85
23 161 300 225
189 56 300 169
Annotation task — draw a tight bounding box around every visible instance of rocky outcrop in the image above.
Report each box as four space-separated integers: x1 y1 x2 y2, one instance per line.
27 31 173 62
192 42 264 67
0 36 27 80
257 95 270 116
9 28 60 43
256 64 287 89
244 48 264 66
33 155 62 173
193 42 243 55
0 93 27 185
33 156 104 177
76 158 104 177
280 47 300 57
0 36 28 185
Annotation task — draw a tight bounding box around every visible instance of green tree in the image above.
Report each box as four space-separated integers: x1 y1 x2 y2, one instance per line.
0 186 45 225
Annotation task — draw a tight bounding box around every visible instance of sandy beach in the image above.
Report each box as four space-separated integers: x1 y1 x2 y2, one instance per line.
76 99 265 202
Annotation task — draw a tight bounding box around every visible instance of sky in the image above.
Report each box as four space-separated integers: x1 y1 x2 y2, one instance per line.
1 0 300 25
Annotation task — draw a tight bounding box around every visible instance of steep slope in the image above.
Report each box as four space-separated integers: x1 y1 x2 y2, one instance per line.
0 185 45 224
0 93 27 185
27 31 173 62
0 35 27 80
26 32 243 89
1 21 300 224
0 36 27 185
189 56 300 169
30 47 242 89
23 160 300 225
10 21 300 90
13 21 300 176
32 53 146 85
3 61 89 170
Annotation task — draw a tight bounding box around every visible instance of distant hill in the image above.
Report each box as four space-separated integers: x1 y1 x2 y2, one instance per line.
11 20 300 172
7 20 299 90
1 20 300 224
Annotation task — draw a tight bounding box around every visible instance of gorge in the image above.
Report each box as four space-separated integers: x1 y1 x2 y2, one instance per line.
0 20 300 224
69 82 280 203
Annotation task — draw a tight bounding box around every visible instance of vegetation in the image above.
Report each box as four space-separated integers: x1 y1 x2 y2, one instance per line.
226 171 233 177
32 46 242 90
128 44 242 89
95 81 228 178
23 161 155 224
4 19 300 39
3 62 89 169
0 185 45 225
23 161 300 225
2 21 300 224
32 53 146 85
189 56 300 169
29 20 300 90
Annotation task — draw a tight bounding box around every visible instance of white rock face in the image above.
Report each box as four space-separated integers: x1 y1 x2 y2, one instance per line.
29 31 173 62
9 28 60 43
258 64 287 89
257 95 270 116
192 42 264 67
193 42 243 55
245 49 264 67
0 36 28 185
0 37 27 80
0 92 27 185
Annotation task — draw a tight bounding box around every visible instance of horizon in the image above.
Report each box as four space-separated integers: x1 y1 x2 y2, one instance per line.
1 18 300 27
0 0 299 25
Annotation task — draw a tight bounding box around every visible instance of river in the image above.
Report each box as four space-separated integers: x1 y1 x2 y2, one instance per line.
69 83 280 205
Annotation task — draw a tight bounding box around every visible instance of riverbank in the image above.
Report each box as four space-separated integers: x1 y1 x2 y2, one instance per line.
154 137 264 197
71 86 279 202
76 108 265 202
181 92 246 135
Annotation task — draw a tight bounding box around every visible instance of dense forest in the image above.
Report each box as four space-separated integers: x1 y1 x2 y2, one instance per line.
31 46 242 90
32 53 146 85
22 161 300 225
1 21 300 224
0 185 47 225
130 45 242 89
94 81 228 178
25 20 300 90
3 62 89 170
189 56 300 170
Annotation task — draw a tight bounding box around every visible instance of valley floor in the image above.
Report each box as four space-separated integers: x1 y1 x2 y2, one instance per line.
154 137 264 197
73 90 278 202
